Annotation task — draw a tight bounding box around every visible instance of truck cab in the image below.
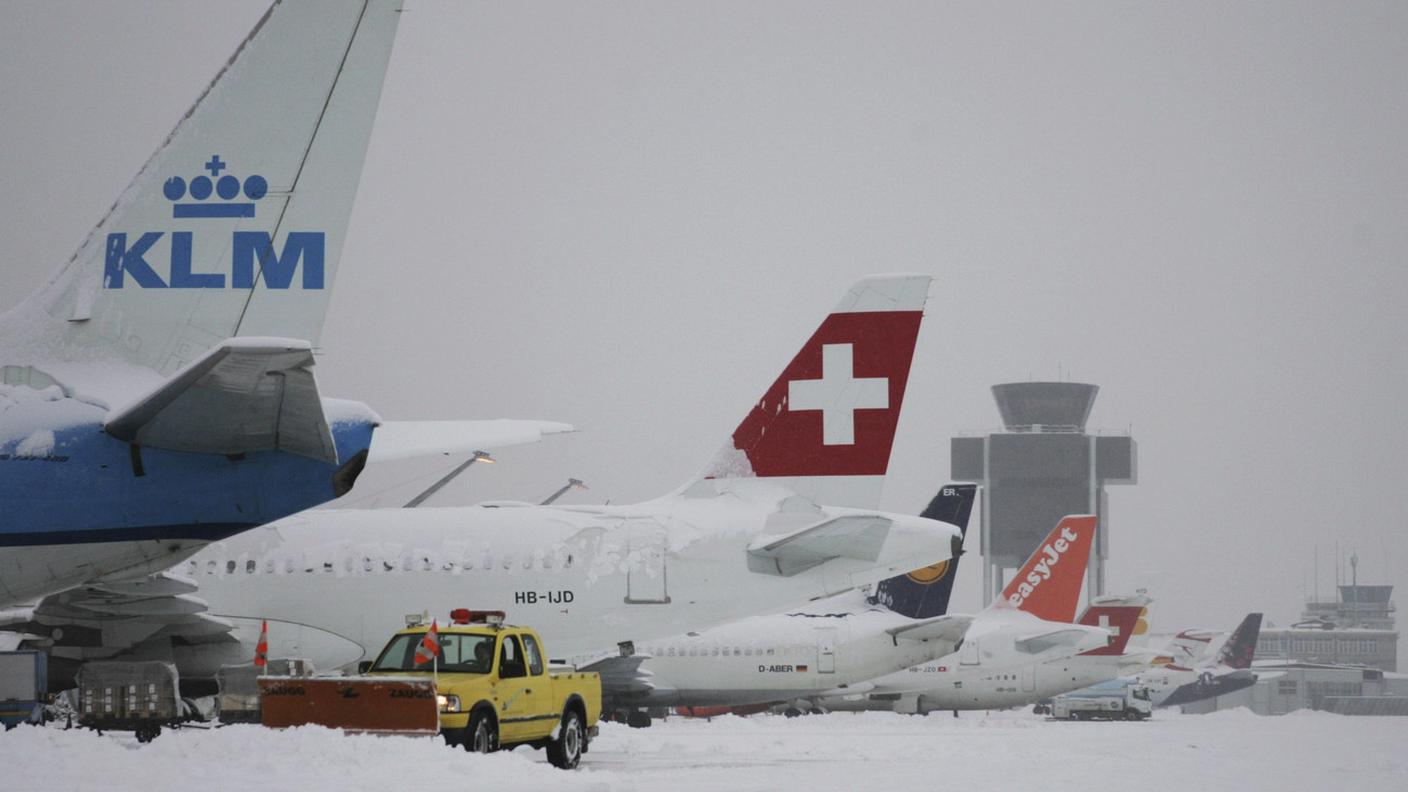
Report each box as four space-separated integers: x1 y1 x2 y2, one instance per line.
366 609 601 768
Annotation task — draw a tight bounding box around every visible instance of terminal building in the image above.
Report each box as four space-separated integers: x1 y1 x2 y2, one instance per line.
951 382 1135 605
1255 581 1398 673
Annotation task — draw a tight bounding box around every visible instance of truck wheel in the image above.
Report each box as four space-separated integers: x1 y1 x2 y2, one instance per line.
547 709 584 770
466 710 498 754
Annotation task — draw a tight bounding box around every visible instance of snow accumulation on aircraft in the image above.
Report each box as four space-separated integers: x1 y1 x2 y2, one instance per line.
817 515 1161 715
0 2 571 623
580 483 979 720
1134 612 1263 707
14 275 962 690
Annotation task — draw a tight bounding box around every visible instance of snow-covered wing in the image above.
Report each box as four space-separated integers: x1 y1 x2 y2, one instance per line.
366 419 576 462
746 515 895 576
105 337 335 463
1014 628 1098 654
885 614 973 645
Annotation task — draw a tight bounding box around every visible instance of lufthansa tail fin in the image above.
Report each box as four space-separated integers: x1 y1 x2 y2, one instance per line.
698 275 930 509
997 515 1096 623
2 0 401 386
1075 593 1151 656
872 483 976 619
1215 613 1263 670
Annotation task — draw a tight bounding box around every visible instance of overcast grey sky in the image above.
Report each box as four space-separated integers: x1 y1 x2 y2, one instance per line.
3 1 1406 642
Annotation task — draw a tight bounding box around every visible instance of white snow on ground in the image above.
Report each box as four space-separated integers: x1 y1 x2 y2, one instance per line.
4 709 1406 792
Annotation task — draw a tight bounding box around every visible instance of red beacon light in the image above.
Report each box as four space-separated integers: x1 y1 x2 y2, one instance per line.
451 609 506 627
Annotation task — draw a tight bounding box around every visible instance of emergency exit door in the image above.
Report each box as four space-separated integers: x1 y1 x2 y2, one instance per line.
624 521 670 604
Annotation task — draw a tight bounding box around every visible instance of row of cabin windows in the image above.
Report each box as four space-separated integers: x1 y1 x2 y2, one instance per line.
188 553 575 577
643 644 812 659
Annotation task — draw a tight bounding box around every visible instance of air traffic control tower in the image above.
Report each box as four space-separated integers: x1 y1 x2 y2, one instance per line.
951 383 1136 605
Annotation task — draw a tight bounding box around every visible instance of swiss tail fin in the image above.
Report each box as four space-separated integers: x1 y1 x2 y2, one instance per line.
1215 613 1263 669
3 0 401 385
698 275 930 509
1075 593 1151 656
998 515 1095 623
872 483 976 619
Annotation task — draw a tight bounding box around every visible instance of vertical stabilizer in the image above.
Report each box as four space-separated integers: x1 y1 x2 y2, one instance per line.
872 483 975 619
998 515 1096 623
699 274 930 509
3 0 401 392
1214 613 1263 669
1075 593 1151 656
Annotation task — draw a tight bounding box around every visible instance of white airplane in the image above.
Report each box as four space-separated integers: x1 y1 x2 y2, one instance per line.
620 505 1119 721
818 517 1160 715
580 484 979 722
16 275 963 689
1133 612 1263 707
0 0 572 612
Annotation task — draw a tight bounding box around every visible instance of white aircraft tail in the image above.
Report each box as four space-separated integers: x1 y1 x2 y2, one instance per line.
3 0 401 383
698 275 931 509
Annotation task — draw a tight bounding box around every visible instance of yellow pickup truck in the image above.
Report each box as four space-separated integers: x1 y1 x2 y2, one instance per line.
364 609 601 769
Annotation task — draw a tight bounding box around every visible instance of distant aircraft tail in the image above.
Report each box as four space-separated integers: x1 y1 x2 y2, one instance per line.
1075 593 1151 656
1215 613 1263 669
996 515 1095 623
697 274 930 509
872 483 976 619
2 0 401 385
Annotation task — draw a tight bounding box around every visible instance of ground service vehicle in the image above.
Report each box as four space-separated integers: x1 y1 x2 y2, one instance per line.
1 650 46 729
367 610 602 769
76 661 187 741
1051 680 1153 721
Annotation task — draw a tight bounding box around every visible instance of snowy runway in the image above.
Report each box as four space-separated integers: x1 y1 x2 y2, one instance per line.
6 709 1405 792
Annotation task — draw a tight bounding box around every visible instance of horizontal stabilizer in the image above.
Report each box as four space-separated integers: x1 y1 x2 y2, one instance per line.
578 654 660 701
367 419 576 462
747 515 894 576
886 614 973 644
1015 628 1097 654
105 337 335 462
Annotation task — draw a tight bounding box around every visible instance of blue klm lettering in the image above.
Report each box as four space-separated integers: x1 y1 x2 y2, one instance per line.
232 232 325 289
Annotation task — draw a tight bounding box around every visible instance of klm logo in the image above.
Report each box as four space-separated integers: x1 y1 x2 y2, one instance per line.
103 155 324 289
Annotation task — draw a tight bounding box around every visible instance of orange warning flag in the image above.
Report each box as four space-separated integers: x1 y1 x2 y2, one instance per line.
254 620 269 667
413 620 440 666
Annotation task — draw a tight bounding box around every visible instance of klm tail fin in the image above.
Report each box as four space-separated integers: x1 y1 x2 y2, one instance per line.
698 275 931 509
998 515 1095 623
1215 613 1263 669
871 483 975 619
2 0 401 390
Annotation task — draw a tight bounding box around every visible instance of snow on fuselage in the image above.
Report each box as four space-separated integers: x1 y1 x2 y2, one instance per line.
186 479 961 673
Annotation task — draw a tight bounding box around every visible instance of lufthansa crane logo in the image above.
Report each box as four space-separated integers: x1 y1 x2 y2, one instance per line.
905 559 950 584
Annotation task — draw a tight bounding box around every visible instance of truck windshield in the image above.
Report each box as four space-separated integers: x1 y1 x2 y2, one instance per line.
369 633 496 674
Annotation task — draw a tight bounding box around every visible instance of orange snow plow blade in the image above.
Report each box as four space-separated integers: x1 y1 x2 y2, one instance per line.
258 677 439 736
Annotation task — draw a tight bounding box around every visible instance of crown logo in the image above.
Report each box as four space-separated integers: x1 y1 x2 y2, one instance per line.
163 155 267 219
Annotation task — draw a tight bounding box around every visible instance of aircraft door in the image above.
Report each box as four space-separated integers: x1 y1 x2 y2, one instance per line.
815 628 837 674
1021 665 1036 692
625 521 670 604
960 639 980 666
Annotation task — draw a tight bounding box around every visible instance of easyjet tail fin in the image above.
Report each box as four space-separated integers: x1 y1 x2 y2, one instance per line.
997 515 1095 623
872 483 976 619
1215 613 1263 669
697 275 930 509
1 0 401 388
